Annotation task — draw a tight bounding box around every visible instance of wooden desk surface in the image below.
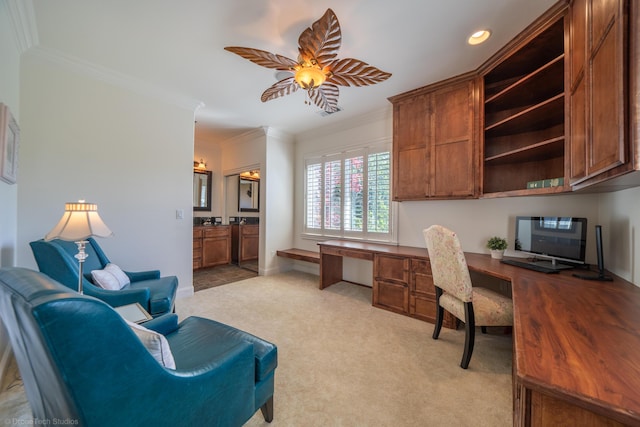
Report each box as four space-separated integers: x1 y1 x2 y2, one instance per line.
465 253 640 425
318 241 640 424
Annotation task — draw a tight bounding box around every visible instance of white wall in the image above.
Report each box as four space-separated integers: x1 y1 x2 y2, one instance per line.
0 0 20 268
262 128 295 275
17 52 196 297
599 186 640 284
0 0 23 390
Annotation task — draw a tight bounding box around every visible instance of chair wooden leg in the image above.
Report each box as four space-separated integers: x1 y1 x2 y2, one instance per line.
461 302 475 369
260 396 274 423
481 326 487 334
432 286 444 340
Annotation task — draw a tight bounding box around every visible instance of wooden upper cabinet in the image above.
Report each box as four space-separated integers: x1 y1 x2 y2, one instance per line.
569 0 629 188
389 74 478 201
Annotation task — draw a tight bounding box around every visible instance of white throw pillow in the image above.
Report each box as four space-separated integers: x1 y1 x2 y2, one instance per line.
91 269 120 291
104 263 130 288
125 319 176 369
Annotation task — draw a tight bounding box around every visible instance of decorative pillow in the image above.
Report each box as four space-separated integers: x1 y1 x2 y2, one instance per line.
125 319 176 369
104 263 130 288
91 269 120 291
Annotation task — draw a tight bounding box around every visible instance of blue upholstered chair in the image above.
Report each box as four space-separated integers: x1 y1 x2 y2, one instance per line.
30 238 177 317
0 267 277 426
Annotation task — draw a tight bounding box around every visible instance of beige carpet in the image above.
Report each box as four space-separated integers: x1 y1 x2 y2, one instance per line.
179 271 513 426
0 271 513 426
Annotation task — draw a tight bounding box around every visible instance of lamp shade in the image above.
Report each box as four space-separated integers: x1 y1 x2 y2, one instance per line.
45 201 113 242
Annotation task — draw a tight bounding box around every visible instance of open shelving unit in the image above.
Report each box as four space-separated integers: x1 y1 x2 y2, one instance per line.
482 17 566 197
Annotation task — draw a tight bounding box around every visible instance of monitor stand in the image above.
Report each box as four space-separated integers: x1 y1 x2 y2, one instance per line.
530 258 574 271
572 271 613 281
572 225 613 281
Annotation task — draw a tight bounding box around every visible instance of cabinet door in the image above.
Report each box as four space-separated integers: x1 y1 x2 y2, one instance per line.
392 94 429 200
569 0 627 185
430 80 478 197
239 224 259 262
202 227 231 267
569 0 588 182
589 0 626 176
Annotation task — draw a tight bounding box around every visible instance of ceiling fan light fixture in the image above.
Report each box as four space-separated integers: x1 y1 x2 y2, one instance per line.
294 64 327 90
468 29 491 45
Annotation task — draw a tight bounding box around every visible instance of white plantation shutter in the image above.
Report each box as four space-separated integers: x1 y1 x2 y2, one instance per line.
304 142 394 242
367 150 391 234
324 158 342 231
305 161 322 230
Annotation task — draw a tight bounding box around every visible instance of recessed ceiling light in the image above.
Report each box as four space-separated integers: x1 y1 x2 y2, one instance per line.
468 29 491 45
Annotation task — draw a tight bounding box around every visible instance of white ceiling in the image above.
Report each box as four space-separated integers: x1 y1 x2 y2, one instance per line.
30 0 558 140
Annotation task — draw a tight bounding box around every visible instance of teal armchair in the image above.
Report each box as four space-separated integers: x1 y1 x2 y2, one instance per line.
30 238 177 316
0 267 277 426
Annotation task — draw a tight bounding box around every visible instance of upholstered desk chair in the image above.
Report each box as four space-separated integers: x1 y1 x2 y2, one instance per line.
0 267 277 426
423 225 513 369
30 238 177 317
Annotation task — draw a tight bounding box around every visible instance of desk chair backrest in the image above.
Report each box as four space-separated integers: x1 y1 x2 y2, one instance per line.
423 224 473 303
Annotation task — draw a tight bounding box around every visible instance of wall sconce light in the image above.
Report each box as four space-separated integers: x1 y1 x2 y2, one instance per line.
194 159 207 170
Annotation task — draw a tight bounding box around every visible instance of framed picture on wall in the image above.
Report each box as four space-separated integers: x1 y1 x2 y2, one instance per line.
0 103 19 184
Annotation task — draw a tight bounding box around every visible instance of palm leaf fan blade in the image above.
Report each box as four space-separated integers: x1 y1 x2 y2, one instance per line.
298 8 341 66
224 46 298 70
261 77 299 102
309 83 339 112
327 58 392 87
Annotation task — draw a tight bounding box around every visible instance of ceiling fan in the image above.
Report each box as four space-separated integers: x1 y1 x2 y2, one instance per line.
224 8 392 113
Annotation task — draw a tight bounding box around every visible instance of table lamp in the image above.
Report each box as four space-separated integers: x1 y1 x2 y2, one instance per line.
44 200 113 294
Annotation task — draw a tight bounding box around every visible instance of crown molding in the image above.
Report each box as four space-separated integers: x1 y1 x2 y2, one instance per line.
26 45 204 112
5 0 39 53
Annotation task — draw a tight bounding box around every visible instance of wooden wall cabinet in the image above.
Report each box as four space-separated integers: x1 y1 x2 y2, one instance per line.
389 0 638 198
569 0 632 189
389 75 479 200
193 226 231 269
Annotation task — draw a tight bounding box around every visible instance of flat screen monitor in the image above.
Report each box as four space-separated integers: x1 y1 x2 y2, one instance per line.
514 216 587 269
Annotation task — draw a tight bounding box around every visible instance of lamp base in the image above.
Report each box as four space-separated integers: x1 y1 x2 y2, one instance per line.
74 240 88 294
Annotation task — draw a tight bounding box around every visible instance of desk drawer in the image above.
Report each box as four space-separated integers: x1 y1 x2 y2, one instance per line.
410 294 456 328
375 254 409 283
373 279 409 314
204 227 229 238
321 246 373 261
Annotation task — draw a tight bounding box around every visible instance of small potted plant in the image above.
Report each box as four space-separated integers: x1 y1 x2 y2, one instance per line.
487 236 508 259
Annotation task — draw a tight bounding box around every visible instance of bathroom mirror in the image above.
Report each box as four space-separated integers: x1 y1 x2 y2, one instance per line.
193 170 212 211
238 176 259 212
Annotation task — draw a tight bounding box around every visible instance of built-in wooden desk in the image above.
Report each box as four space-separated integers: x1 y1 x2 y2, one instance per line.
318 240 640 426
